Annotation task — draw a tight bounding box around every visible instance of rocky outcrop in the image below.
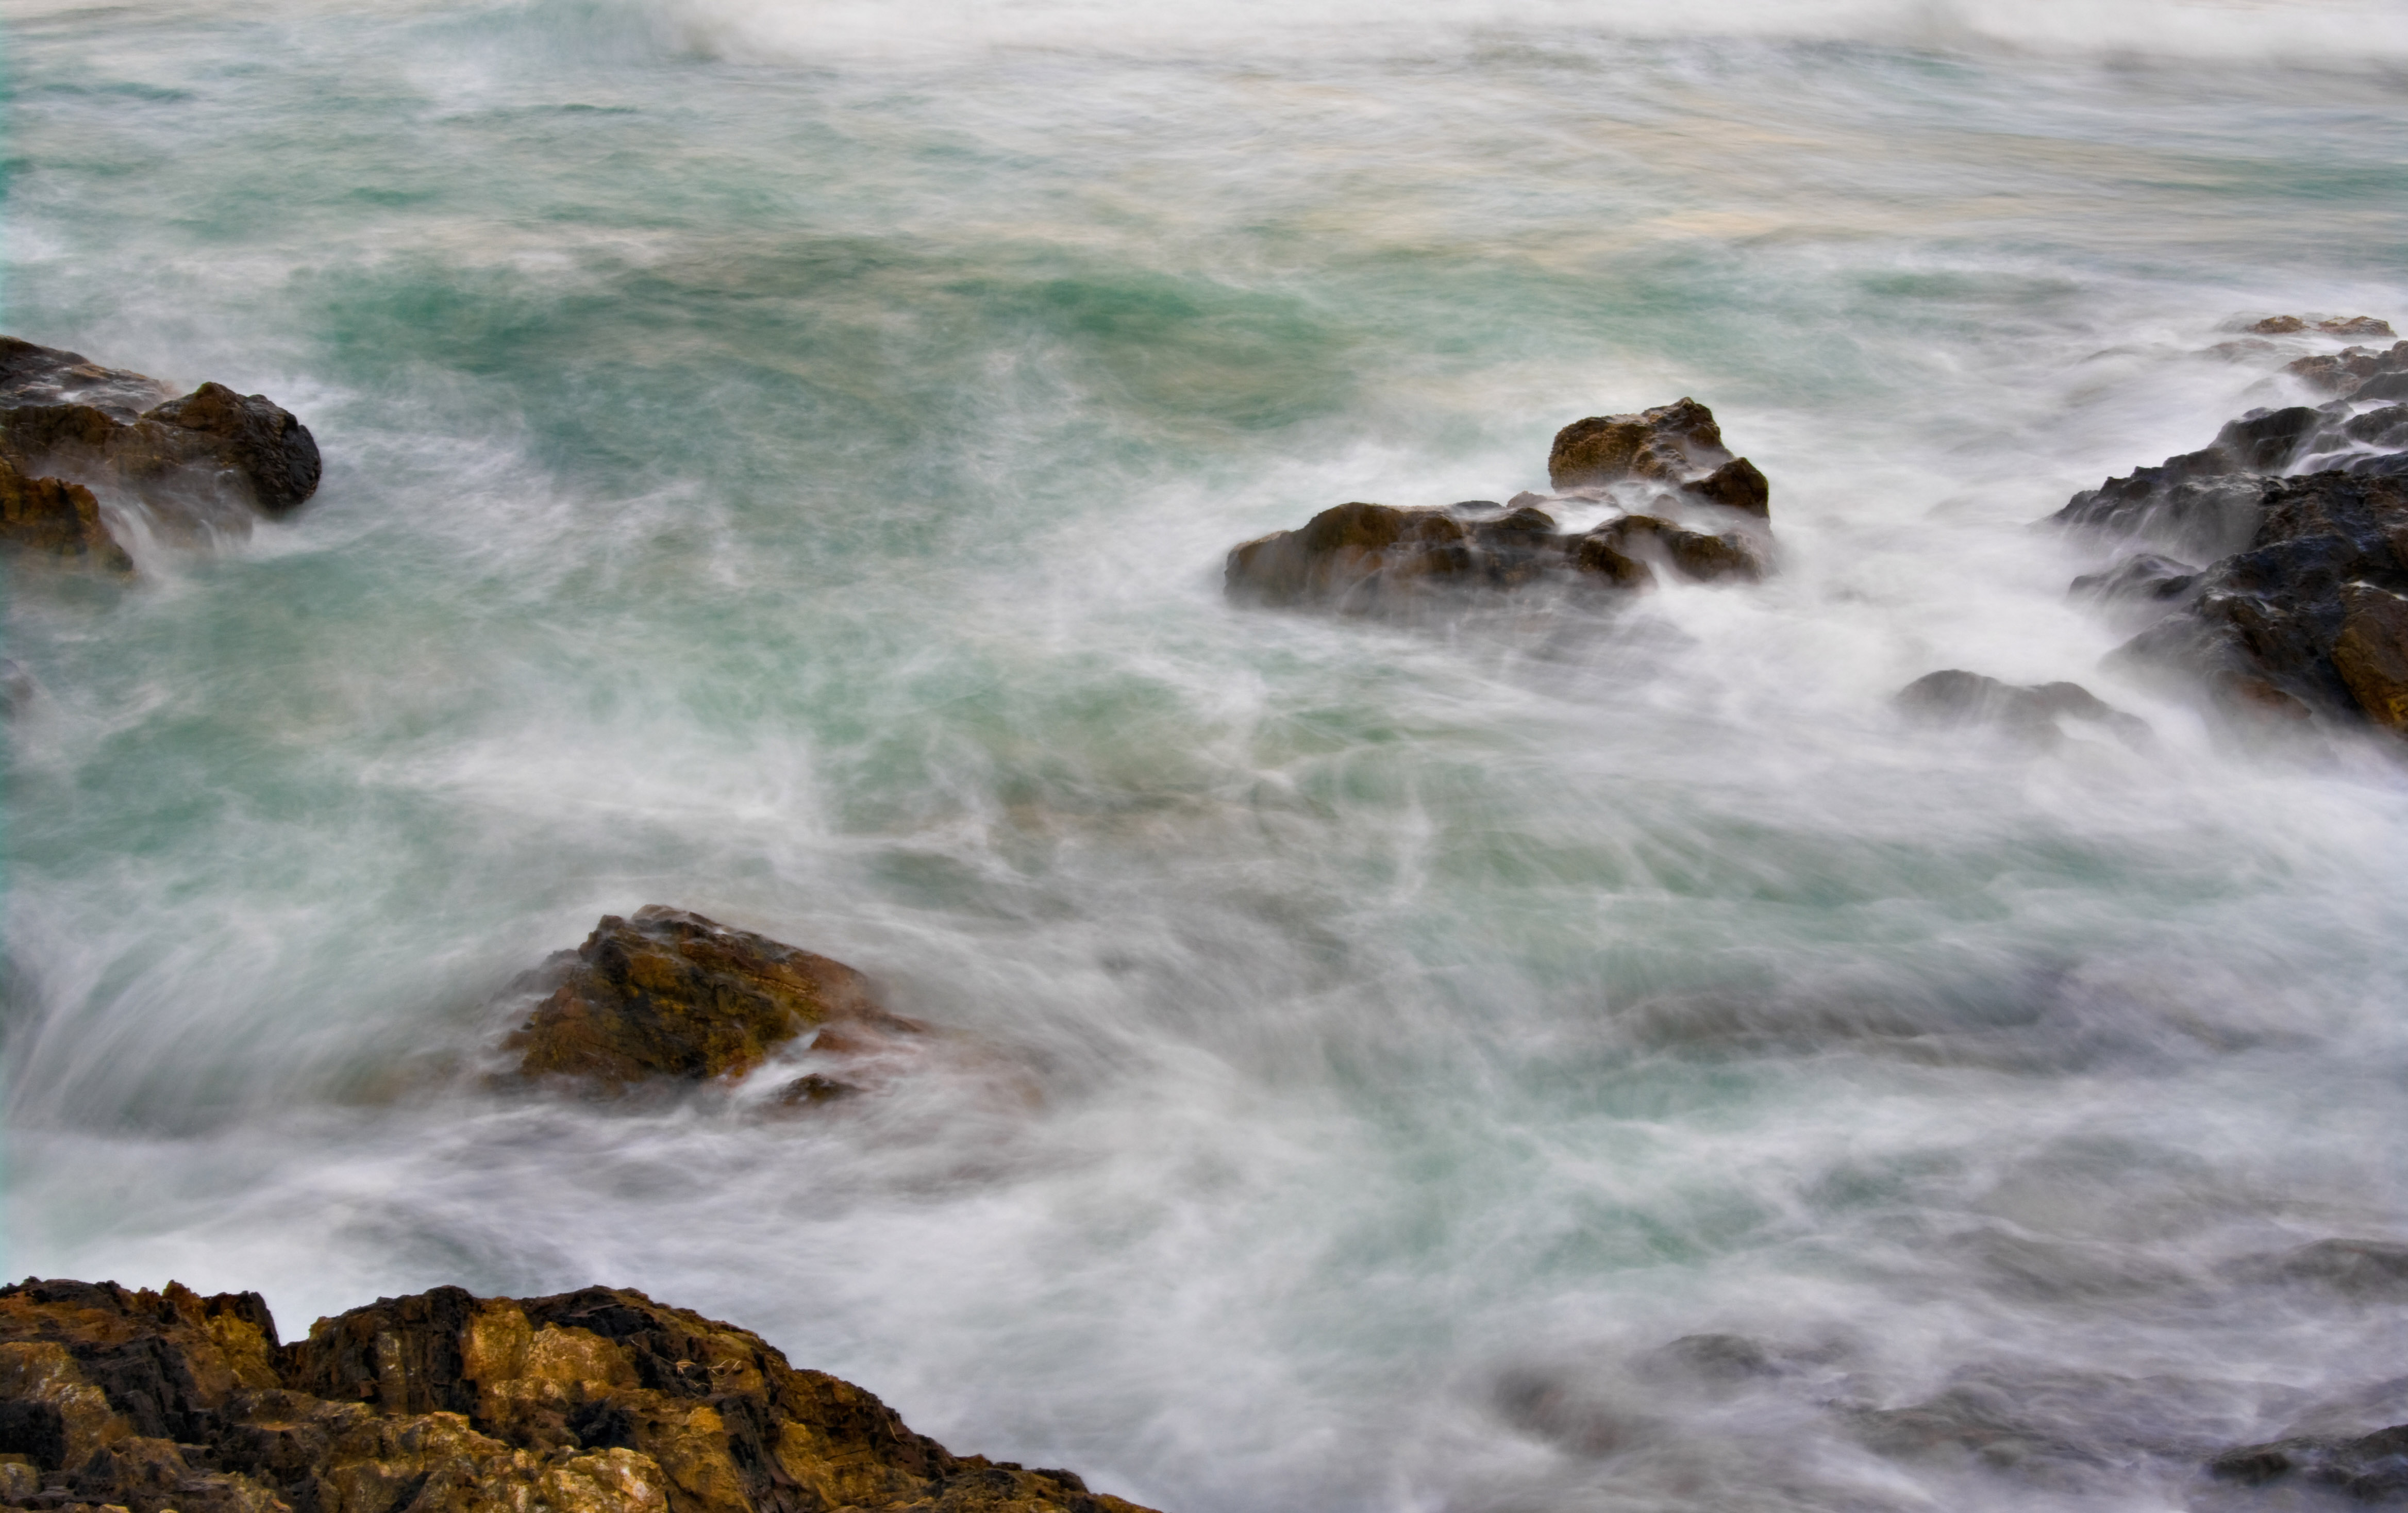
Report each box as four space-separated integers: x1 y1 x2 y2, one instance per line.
0 337 321 542
500 908 925 1101
1894 671 2147 749
2052 336 2408 737
0 456 132 574
1225 400 1772 613
0 1276 1158 1513
2099 472 2408 727
2285 338 2408 401
2247 315 2396 340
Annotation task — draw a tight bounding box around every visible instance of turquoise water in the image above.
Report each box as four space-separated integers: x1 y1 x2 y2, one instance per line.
6 2 2408 1508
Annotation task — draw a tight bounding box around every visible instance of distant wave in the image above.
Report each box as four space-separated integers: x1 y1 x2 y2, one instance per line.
658 0 2408 67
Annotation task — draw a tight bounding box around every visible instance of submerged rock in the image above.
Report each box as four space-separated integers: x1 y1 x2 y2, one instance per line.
2223 1238 2408 1302
501 906 923 1096
0 336 321 541
2208 1424 2408 1501
1894 670 2148 749
0 455 132 574
1224 400 1772 613
0 1276 1159 1513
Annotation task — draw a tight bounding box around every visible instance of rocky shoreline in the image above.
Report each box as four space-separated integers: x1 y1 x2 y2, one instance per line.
0 1276 1156 1513
10 325 2408 1512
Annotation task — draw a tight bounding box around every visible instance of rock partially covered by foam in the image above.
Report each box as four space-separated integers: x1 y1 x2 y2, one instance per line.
0 1276 1160 1513
0 454 132 574
1225 399 1773 613
501 906 925 1097
1895 670 2148 749
0 336 322 543
2083 471 2408 730
2285 338 2408 401
2052 336 2408 738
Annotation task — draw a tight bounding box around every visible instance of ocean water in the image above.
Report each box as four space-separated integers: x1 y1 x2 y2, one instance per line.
5 1 2408 1509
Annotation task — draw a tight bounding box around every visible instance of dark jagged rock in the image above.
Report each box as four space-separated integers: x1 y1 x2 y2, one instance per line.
1895 670 2148 748
503 907 923 1096
0 455 132 574
0 1277 1159 1513
2208 1424 2408 1501
2052 337 2408 738
2114 473 2408 728
2050 407 2324 558
0 337 321 539
1225 401 1774 613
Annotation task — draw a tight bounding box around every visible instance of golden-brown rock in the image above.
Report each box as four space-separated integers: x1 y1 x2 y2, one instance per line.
0 1279 1161 1513
0 337 322 538
0 455 132 573
1547 397 1764 503
502 907 923 1095
2332 584 2408 730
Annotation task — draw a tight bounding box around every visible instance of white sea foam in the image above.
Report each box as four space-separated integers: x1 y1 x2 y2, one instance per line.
4 3 2407 1511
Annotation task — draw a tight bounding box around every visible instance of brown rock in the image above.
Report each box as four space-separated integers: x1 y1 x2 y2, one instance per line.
2332 583 2408 730
1547 398 1732 491
1222 502 1473 611
0 337 322 535
501 907 922 1095
2318 315 2396 339
1568 530 1651 588
2248 315 2310 335
1583 514 1762 584
1680 456 1770 518
0 1277 1162 1513
0 455 132 573
2286 340 2408 397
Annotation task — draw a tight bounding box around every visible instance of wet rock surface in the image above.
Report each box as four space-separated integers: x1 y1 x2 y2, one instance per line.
0 456 132 575
0 1277 1157 1513
0 337 321 544
1225 400 1772 612
2052 336 2408 738
501 907 925 1098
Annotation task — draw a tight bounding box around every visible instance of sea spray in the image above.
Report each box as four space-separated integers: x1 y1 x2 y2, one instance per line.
5 2 2407 1510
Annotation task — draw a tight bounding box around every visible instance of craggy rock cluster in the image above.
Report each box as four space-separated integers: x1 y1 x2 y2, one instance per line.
0 336 321 570
0 1277 1156 1513
500 908 927 1105
1225 399 1772 612
2052 326 2408 733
